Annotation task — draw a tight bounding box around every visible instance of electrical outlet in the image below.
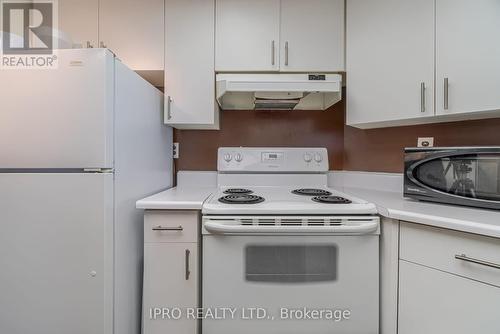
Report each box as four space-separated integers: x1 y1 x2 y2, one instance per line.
173 142 179 159
417 137 434 148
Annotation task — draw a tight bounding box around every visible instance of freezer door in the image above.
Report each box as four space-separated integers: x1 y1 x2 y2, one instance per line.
0 173 113 334
0 49 114 169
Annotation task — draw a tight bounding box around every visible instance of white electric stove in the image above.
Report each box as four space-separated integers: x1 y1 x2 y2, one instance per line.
202 148 380 334
204 186 377 215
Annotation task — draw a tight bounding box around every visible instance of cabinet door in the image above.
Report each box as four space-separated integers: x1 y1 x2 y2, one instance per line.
143 243 198 334
165 0 219 129
436 0 500 115
58 0 99 48
216 0 280 71
346 0 435 128
398 261 500 334
280 0 344 72
99 0 164 71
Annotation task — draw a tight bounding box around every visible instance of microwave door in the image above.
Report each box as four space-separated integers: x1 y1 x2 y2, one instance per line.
448 159 477 198
415 159 448 192
476 158 500 201
407 151 500 209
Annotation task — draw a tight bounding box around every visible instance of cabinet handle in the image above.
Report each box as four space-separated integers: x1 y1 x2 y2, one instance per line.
167 96 173 121
285 41 289 66
271 40 275 66
152 225 183 231
100 41 106 48
185 249 191 280
86 41 94 48
444 77 449 110
455 254 500 270
420 82 426 113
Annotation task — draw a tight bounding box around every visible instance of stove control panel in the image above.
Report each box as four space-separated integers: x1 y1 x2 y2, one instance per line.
218 147 329 172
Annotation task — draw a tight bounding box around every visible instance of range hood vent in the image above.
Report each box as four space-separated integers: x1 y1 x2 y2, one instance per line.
216 73 342 111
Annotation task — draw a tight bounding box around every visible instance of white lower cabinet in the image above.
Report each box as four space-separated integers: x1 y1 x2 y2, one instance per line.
142 211 200 334
398 222 500 334
398 260 500 334
380 218 400 334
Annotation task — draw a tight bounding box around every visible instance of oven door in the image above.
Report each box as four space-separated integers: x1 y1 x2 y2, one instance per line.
405 148 500 209
202 231 379 334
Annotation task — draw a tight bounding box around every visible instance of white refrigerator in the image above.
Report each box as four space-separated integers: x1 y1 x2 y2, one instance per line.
0 49 173 334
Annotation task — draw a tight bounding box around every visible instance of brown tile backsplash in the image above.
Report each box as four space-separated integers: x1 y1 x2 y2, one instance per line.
174 88 500 173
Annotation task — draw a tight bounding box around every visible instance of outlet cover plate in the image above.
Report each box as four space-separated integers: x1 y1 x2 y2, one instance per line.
417 137 434 148
173 143 179 159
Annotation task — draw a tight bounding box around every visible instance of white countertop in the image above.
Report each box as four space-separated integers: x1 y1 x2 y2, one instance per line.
135 170 500 238
340 187 500 239
136 187 215 210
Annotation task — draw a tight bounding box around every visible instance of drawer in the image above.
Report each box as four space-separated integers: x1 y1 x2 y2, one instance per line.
400 222 500 287
144 210 199 243
398 260 500 334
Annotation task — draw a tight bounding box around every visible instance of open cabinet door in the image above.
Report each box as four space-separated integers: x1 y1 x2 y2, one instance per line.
0 173 113 334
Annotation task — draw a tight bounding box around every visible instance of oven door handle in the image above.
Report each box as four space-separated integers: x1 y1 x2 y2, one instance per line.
203 221 379 235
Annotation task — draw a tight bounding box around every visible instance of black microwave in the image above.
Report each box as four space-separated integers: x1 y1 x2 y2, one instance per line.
404 147 500 210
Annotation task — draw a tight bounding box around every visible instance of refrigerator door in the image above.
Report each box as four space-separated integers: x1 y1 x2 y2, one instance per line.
0 173 113 334
0 49 114 169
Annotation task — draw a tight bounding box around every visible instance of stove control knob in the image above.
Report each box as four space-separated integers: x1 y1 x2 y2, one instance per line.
314 154 323 163
303 153 313 162
223 153 232 162
235 153 243 162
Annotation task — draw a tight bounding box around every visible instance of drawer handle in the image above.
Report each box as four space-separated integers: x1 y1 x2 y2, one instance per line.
152 225 183 231
185 249 191 280
455 254 500 270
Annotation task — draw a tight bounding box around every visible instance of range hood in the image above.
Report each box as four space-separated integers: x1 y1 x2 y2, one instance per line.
216 73 342 111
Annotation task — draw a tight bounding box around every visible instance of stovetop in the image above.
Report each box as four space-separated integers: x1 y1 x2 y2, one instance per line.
202 186 377 215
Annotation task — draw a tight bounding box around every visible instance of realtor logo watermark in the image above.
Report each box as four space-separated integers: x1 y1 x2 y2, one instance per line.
1 0 58 68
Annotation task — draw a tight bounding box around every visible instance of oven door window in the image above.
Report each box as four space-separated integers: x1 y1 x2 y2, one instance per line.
245 245 337 283
414 154 500 201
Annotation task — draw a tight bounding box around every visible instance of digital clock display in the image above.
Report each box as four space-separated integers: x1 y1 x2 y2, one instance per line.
262 152 284 162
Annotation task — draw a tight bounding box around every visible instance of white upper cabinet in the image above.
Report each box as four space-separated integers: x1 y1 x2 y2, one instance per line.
216 0 280 71
347 0 500 129
99 0 164 72
280 0 344 72
346 0 435 128
58 0 99 48
435 0 500 116
57 0 164 82
216 0 344 72
165 0 219 129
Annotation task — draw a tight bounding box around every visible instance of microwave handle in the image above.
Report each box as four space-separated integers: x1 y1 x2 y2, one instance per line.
204 221 379 235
